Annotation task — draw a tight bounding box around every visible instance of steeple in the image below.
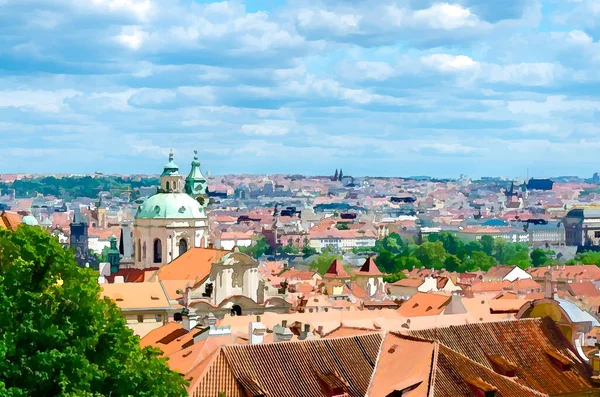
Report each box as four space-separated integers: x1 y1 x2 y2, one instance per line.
185 150 208 205
338 169 344 181
333 169 339 181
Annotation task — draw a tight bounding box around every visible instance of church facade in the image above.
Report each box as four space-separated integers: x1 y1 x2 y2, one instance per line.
133 151 209 269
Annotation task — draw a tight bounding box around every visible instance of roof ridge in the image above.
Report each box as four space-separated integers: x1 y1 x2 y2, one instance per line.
365 330 386 395
427 341 439 397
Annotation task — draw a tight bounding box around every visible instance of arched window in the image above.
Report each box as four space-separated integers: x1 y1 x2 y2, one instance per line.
166 181 170 191
137 239 141 262
143 242 147 259
179 238 188 257
153 239 162 263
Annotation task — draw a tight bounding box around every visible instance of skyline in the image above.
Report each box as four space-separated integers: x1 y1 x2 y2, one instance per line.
3 0 600 177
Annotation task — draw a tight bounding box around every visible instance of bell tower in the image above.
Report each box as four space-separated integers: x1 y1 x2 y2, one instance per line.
185 150 208 206
160 150 182 193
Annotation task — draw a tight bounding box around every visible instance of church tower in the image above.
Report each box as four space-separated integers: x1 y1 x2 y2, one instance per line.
160 150 182 193
70 207 92 268
185 150 208 206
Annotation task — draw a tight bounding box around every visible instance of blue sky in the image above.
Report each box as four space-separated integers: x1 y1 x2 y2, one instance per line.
2 0 600 178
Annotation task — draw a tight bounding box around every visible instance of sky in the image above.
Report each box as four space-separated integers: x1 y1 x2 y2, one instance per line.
2 0 600 178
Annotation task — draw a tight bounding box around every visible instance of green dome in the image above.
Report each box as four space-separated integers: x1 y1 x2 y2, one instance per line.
135 193 206 220
22 214 39 226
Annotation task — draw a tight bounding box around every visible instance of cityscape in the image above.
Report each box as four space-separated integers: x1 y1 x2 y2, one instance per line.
4 0 600 396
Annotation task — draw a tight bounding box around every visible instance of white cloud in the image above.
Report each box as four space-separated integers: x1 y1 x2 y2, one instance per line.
417 142 478 154
116 26 148 50
421 54 480 72
241 123 289 136
413 3 480 30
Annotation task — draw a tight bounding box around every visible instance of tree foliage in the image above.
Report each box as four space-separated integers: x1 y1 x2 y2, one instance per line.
0 176 159 199
240 234 271 259
0 226 187 397
309 251 342 275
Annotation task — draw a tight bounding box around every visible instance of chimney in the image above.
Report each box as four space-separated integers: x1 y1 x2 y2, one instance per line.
182 308 199 331
206 312 217 327
299 323 316 341
249 316 267 345
274 320 293 343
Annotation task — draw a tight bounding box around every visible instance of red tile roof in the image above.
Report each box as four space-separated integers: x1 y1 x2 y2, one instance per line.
410 318 594 396
356 257 382 276
323 259 350 279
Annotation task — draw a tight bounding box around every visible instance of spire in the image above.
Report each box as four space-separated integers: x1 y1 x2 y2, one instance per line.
358 257 382 276
333 169 339 181
338 169 344 181
161 150 180 177
185 150 208 201
323 259 349 279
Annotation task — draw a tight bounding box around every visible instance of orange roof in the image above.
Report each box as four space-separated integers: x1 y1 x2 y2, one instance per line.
367 333 435 397
100 281 170 310
280 269 318 281
155 247 229 283
166 334 236 375
392 278 423 287
322 259 350 279
569 281 600 297
356 257 382 276
141 322 187 349
397 292 451 317
0 211 21 231
410 318 594 396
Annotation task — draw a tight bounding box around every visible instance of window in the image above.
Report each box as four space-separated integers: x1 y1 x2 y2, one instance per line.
166 181 170 191
153 239 162 263
595 231 600 238
142 242 147 259
155 314 162 323
179 238 188 257
137 315 144 323
137 239 141 262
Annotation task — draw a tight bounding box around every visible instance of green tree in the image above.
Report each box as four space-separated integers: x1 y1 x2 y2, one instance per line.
429 232 462 256
531 248 550 268
383 272 406 283
415 241 447 270
480 235 495 256
302 245 317 257
574 251 600 266
309 252 342 275
240 234 271 259
444 255 463 272
0 225 187 396
374 249 396 273
464 251 496 271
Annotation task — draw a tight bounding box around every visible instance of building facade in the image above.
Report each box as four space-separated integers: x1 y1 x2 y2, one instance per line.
133 152 210 269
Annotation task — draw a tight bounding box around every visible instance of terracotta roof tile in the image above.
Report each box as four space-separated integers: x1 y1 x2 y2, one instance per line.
356 257 382 276
409 318 595 395
100 281 170 310
323 259 350 279
397 292 451 317
155 247 229 283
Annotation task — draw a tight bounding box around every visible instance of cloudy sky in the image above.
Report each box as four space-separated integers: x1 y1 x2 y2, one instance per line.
1 0 600 178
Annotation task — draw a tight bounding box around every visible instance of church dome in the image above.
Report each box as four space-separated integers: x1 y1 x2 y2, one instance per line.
22 214 39 226
135 193 206 220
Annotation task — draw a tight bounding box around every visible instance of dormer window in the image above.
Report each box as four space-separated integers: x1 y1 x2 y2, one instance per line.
465 377 497 397
487 355 518 377
545 349 572 371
